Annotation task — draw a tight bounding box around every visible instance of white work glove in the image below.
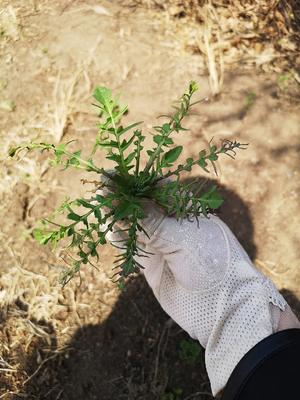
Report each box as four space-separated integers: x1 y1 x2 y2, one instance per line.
100 176 300 397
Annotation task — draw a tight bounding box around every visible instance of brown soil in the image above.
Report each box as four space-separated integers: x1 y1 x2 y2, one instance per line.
0 1 299 399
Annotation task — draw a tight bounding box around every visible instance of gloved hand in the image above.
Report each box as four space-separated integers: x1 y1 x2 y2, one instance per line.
100 175 300 397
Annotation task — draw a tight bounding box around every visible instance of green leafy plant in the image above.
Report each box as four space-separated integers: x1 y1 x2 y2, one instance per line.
244 91 256 109
9 81 247 287
179 339 202 365
161 388 183 400
277 73 292 90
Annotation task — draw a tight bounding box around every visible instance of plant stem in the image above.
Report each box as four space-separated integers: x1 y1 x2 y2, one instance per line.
64 151 101 172
107 106 129 176
154 141 248 183
143 133 171 175
66 200 114 230
135 138 141 177
154 158 199 182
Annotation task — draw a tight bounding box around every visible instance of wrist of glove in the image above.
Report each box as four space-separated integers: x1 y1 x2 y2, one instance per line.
99 171 300 397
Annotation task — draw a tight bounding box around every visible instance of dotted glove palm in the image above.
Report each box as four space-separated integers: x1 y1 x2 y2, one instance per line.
101 177 300 397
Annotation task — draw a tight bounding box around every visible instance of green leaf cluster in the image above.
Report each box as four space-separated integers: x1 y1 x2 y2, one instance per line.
161 388 183 400
9 81 248 286
178 339 202 365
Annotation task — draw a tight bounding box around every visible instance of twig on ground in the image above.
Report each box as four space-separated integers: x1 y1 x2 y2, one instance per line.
153 318 173 385
197 2 224 96
22 352 59 385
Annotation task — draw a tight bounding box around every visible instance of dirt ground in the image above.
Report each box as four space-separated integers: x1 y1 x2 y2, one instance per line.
0 1 299 399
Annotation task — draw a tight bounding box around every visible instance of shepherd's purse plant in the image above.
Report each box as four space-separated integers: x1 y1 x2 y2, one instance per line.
9 81 247 288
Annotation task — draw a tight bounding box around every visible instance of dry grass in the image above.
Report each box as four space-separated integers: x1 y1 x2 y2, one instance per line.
125 0 300 77
196 2 224 95
0 231 117 397
0 243 62 323
45 34 102 142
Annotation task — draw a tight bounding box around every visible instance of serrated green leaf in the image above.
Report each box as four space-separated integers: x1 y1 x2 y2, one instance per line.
106 153 122 163
162 123 171 133
66 151 81 168
82 217 89 228
117 121 143 137
99 140 119 148
78 249 89 264
124 152 135 165
86 158 96 172
93 86 112 105
208 153 218 161
201 186 223 209
87 241 98 258
67 212 81 222
161 146 183 167
95 194 105 202
197 157 209 172
118 279 126 290
122 258 134 276
189 80 198 93
121 134 135 151
98 234 107 244
54 143 66 163
70 233 83 247
208 192 223 209
207 192 223 209
153 135 164 144
33 229 54 245
94 208 102 221
164 137 174 145
76 199 95 209
73 150 81 158
67 227 75 236
114 200 133 220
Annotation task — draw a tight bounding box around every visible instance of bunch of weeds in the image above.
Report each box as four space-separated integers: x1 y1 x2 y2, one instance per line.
9 81 247 288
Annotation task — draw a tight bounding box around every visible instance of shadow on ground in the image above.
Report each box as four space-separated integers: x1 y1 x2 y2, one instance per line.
49 277 210 400
18 178 255 400
5 179 299 400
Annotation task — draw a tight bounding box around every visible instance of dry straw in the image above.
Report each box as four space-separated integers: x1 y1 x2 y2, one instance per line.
124 0 299 78
196 1 224 95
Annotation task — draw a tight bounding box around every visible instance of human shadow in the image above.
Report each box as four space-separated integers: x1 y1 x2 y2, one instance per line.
16 177 261 400
22 284 300 400
56 276 212 400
